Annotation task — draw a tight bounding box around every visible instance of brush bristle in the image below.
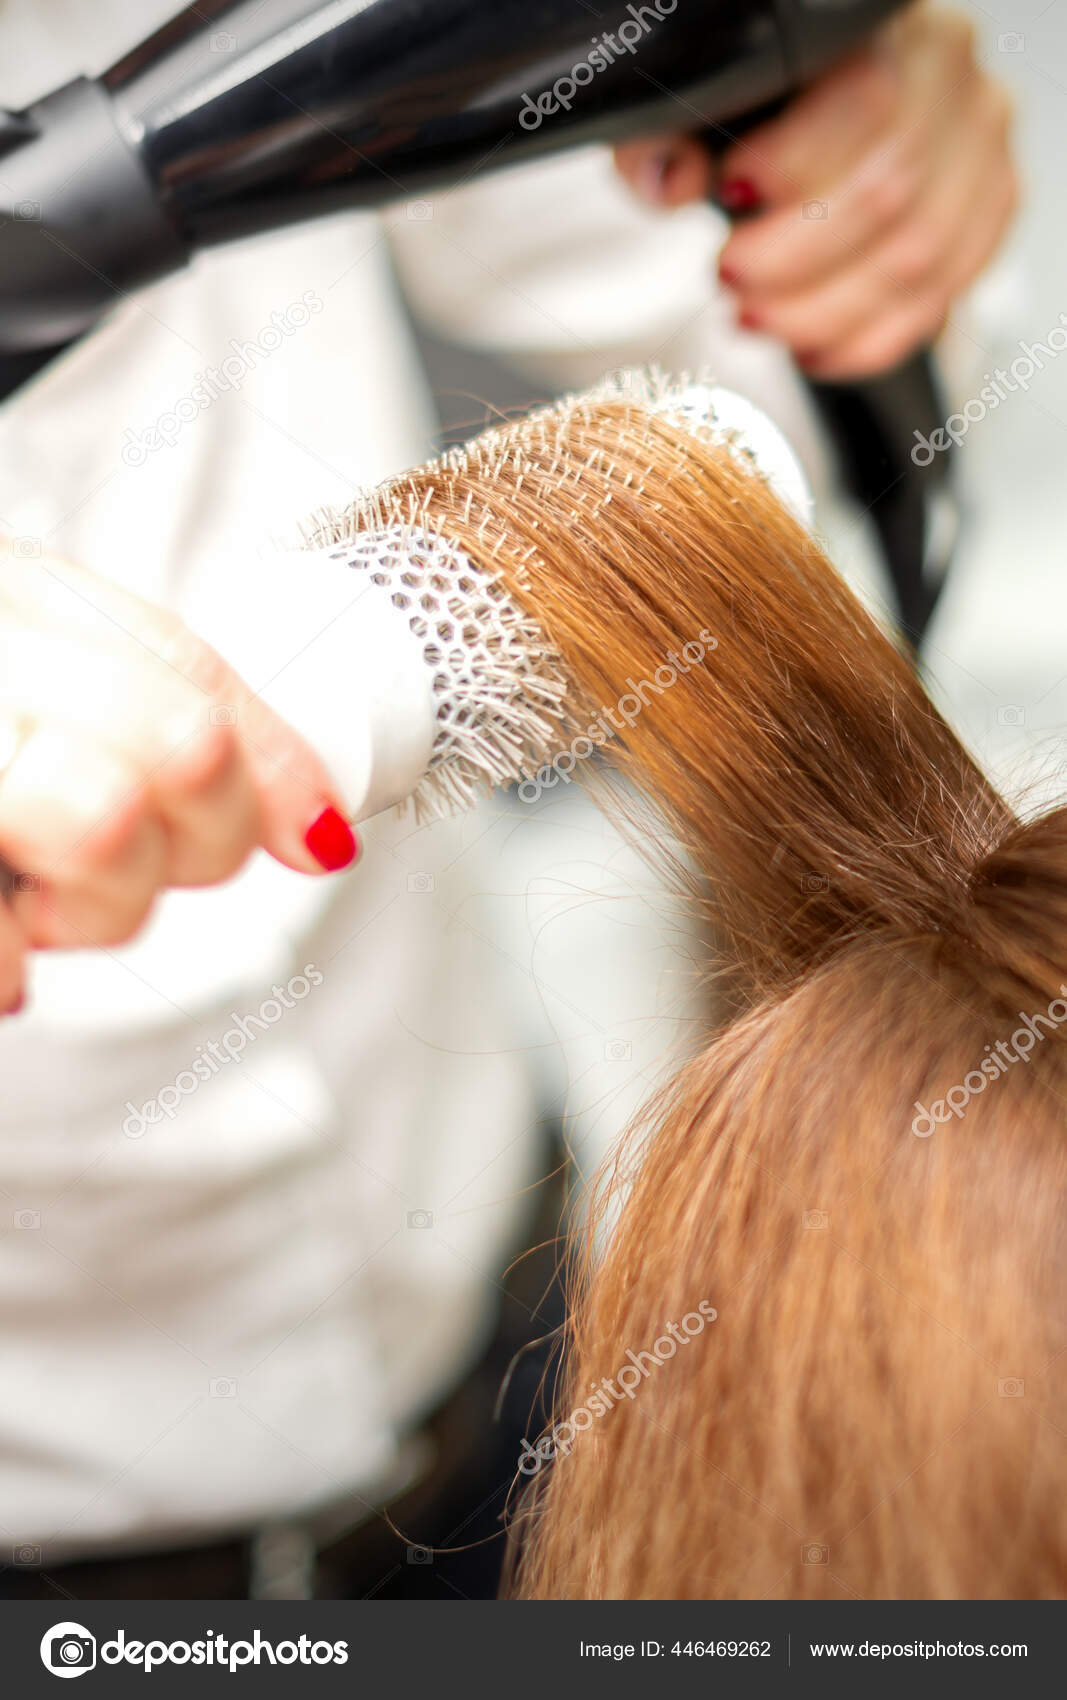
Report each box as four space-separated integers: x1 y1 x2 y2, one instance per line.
298 520 571 822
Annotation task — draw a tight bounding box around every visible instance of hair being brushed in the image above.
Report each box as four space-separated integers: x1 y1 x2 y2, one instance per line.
312 375 1067 1598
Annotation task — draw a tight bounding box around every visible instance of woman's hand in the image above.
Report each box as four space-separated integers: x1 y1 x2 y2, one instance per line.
0 541 359 1009
613 3 1017 378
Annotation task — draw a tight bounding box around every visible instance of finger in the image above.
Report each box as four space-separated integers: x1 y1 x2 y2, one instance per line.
801 302 947 384
730 220 935 369
803 154 1016 381
0 898 27 1012
150 717 262 887
717 46 901 210
613 134 715 208
151 619 359 874
717 125 932 300
733 114 1016 375
0 726 168 948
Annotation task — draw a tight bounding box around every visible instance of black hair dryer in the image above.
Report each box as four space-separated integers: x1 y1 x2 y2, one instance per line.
0 0 953 641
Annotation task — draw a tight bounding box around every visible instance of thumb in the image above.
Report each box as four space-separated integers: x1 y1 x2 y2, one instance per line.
613 133 716 207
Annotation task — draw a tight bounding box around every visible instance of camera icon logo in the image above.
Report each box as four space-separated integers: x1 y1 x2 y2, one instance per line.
995 704 1026 727
407 872 435 893
997 32 1024 52
40 1622 96 1678
803 1209 829 1230
407 1544 433 1564
211 30 237 52
802 872 830 894
14 1208 40 1230
802 1543 830 1565
997 1377 1025 1397
209 1376 238 1398
604 1039 632 1061
13 1542 41 1565
14 536 41 557
14 872 41 893
803 200 829 220
407 200 434 221
407 1209 434 1229
14 200 41 221
209 704 238 727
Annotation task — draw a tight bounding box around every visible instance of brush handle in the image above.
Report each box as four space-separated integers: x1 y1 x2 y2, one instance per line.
804 353 956 644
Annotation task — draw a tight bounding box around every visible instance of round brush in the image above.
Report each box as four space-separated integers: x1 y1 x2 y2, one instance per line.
200 372 813 830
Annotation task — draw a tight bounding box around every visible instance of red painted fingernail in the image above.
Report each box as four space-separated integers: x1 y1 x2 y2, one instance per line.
738 307 765 332
718 178 761 214
305 806 359 871
718 259 741 286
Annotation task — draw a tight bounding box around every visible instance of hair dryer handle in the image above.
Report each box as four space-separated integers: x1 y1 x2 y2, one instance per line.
803 349 956 646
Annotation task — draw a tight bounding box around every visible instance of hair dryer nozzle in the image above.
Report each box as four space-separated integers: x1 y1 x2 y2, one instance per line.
0 77 186 353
